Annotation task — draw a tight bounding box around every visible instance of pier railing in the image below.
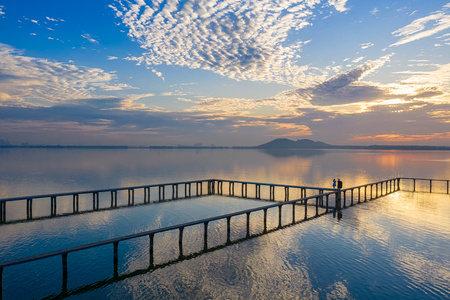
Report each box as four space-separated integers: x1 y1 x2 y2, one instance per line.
0 179 213 224
399 177 450 194
0 178 403 298
0 179 338 224
3 177 446 225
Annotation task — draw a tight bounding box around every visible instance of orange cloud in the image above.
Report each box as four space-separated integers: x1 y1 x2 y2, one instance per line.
351 132 450 142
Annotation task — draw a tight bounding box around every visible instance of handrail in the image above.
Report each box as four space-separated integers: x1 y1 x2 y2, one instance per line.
0 178 335 203
0 177 403 298
0 178 401 269
0 191 334 269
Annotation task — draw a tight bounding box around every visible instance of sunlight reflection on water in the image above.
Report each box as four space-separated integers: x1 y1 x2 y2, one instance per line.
0 149 449 299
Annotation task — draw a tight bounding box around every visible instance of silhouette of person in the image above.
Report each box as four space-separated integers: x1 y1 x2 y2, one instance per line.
332 179 336 189
337 179 343 190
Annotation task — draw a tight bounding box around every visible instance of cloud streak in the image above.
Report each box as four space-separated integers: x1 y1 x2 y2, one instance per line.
81 33 99 44
391 3 450 46
0 44 133 105
280 55 392 106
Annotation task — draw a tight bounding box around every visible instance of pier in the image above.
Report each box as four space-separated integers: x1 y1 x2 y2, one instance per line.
0 177 448 298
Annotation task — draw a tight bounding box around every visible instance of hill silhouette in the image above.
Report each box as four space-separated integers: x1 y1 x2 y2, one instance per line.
256 138 333 149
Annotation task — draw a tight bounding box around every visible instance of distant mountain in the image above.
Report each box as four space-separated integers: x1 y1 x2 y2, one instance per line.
256 138 333 149
255 138 450 150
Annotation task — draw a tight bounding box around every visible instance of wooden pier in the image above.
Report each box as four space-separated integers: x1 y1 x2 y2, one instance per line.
0 177 448 298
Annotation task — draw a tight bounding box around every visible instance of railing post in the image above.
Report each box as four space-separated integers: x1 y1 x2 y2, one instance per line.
62 253 68 294
74 194 79 212
198 181 203 196
203 221 209 251
246 212 251 237
326 194 329 213
144 187 150 203
343 191 346 208
210 181 214 195
263 208 268 233
351 189 354 206
315 197 319 216
27 198 33 220
255 184 260 199
270 185 275 201
179 227 184 258
113 242 119 277
218 181 223 195
196 182 199 196
51 196 57 216
185 183 191 198
149 234 154 267
93 192 99 210
0 202 5 223
242 183 247 198
172 184 178 200
447 180 449 194
430 179 432 193
364 186 367 202
229 181 234 196
304 199 308 220
278 205 282 228
284 187 289 202
128 189 134 205
159 185 164 201
413 179 416 192
335 192 341 210
292 202 296 223
226 217 231 244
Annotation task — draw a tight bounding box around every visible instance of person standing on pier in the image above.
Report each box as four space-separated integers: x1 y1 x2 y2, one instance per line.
337 179 342 190
332 179 336 189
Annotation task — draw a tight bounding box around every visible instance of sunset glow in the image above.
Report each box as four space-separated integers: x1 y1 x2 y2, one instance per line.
0 1 449 146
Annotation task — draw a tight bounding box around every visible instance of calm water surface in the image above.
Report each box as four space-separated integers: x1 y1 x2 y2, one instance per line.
0 148 449 299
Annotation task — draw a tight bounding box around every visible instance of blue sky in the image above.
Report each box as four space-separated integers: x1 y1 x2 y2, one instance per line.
0 0 449 146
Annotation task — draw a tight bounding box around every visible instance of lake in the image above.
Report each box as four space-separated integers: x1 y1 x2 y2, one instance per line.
0 148 449 299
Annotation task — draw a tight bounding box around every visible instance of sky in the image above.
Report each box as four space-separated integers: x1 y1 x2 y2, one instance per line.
0 0 449 147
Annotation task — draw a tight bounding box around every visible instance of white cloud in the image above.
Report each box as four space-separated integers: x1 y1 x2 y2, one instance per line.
81 33 99 44
162 91 187 96
152 69 164 80
361 42 374 49
328 0 349 12
352 56 365 63
391 4 450 47
112 0 341 87
0 5 5 15
370 8 379 15
45 16 64 22
107 56 119 60
0 43 132 105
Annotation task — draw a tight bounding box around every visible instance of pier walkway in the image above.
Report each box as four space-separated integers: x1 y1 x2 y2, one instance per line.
0 177 448 298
